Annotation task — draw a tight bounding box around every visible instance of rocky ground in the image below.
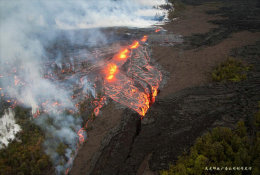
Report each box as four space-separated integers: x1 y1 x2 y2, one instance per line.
88 41 260 175
70 0 260 174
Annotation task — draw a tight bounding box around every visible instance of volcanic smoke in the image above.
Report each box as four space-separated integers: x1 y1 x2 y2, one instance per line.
0 0 168 174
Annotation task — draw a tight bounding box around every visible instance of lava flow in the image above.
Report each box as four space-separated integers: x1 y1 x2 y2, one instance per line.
0 30 163 175
155 28 161 33
106 63 118 81
117 48 129 60
0 33 162 118
103 35 162 116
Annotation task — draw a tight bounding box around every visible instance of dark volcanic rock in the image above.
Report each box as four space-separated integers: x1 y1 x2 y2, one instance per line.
87 110 141 175
87 1 260 173
183 0 260 49
88 41 260 175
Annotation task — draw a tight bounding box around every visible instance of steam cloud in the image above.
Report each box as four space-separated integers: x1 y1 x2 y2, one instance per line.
0 0 168 173
0 109 21 149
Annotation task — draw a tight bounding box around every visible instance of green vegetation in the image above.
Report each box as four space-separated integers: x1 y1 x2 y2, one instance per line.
212 57 251 82
168 0 186 19
0 107 51 175
160 111 260 175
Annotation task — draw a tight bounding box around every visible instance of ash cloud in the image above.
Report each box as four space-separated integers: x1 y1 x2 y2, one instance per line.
0 0 168 174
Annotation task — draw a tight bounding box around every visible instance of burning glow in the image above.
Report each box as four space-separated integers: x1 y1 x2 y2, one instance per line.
0 3 167 173
1 36 162 175
141 35 148 42
151 87 158 104
152 88 158 97
104 36 162 117
93 96 106 116
108 63 117 74
77 128 85 144
107 75 114 80
1 35 159 118
118 48 129 60
106 63 118 81
155 28 160 33
104 75 150 116
94 107 100 116
130 41 139 49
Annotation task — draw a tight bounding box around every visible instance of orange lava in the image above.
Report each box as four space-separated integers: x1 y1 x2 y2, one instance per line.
92 96 106 116
108 63 117 74
118 48 129 60
152 87 158 97
155 28 160 33
107 74 114 80
130 41 139 49
77 128 85 144
106 63 118 81
141 35 148 42
94 107 99 116
104 35 162 117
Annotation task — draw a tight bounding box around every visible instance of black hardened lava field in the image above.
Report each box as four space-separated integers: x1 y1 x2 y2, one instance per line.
0 1 259 175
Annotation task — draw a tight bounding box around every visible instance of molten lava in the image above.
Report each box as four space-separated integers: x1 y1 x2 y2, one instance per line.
130 41 140 49
1 34 161 118
104 36 162 116
155 28 161 33
77 128 85 144
141 35 148 42
108 63 117 75
93 96 106 116
107 75 114 80
118 48 129 60
106 63 118 81
0 33 163 175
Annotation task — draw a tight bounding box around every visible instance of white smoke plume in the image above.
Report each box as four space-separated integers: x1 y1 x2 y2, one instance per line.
0 108 21 149
0 0 168 174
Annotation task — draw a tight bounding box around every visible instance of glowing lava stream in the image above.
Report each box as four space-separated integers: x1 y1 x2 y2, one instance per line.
0 29 162 175
155 28 161 33
106 63 118 82
103 35 162 116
